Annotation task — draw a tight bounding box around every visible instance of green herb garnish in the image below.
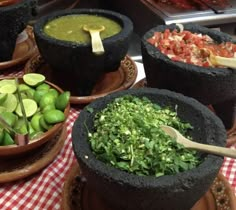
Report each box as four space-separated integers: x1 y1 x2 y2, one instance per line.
89 95 201 177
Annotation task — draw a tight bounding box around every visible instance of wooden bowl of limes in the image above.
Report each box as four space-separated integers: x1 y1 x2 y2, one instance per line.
0 73 70 157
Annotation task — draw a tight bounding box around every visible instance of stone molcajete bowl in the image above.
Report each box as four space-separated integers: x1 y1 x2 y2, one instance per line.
0 0 38 62
72 88 226 210
33 9 133 96
141 23 236 129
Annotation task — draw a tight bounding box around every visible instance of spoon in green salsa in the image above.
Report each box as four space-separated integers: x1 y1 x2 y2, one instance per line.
83 24 105 55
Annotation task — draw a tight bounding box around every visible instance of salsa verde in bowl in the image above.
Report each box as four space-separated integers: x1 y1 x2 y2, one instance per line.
72 88 226 210
141 23 236 129
33 9 133 96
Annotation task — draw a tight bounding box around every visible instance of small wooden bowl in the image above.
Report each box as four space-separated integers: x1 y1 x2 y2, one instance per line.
0 77 70 158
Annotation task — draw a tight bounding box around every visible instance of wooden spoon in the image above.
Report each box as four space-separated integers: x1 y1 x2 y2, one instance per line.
209 53 236 69
160 125 236 158
201 48 236 69
83 24 105 55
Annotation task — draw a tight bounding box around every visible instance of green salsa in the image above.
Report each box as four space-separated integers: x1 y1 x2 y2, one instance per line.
44 14 122 44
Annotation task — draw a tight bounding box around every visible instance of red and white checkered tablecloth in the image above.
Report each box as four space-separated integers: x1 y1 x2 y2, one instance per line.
0 69 235 209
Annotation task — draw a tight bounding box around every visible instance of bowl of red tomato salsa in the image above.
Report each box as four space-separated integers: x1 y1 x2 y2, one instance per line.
141 23 236 129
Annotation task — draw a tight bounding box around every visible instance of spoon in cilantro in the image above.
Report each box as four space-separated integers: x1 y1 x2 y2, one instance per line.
160 125 236 158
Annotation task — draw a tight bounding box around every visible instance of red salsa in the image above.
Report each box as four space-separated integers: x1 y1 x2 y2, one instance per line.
147 29 236 67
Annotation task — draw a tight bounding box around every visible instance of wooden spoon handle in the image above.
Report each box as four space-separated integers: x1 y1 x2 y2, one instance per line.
186 140 236 158
89 30 104 55
212 55 236 69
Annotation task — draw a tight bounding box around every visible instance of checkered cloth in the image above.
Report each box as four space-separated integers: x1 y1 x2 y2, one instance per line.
0 69 235 209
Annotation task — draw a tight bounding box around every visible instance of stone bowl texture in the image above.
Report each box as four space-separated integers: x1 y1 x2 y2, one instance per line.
33 9 133 96
0 0 38 62
141 23 236 129
72 88 226 210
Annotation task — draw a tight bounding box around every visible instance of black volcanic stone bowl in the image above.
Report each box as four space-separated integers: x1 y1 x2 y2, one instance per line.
0 0 38 62
72 88 226 210
141 23 236 129
33 9 133 96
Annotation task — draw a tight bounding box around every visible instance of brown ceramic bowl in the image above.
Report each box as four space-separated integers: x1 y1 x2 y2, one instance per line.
0 77 70 157
141 23 236 129
33 8 133 96
72 88 226 210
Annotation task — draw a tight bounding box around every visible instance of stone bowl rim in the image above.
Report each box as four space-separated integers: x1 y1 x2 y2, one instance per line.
33 8 133 48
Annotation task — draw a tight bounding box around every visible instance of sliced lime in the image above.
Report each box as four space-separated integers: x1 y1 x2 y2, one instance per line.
48 88 59 99
0 84 17 94
14 117 25 130
0 79 15 88
42 103 56 113
15 98 38 118
18 84 31 92
36 83 50 91
30 113 44 132
3 131 15 145
23 73 46 87
1 93 17 112
39 116 52 130
30 131 44 140
33 89 49 104
43 109 65 124
0 106 7 113
55 91 70 111
39 92 56 109
0 111 18 127
17 124 28 135
0 93 8 105
24 88 35 99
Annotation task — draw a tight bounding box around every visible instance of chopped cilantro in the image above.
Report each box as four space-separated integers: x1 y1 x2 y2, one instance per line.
89 95 201 177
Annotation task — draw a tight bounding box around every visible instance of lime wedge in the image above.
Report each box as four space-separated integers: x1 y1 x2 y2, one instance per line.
39 116 52 130
0 111 18 127
14 117 26 130
23 73 46 87
15 98 38 118
1 93 17 112
39 92 57 109
30 131 44 140
43 109 65 124
0 84 17 94
0 93 8 105
0 106 7 113
36 83 50 91
18 84 31 92
55 91 70 111
30 113 44 132
33 89 49 103
0 79 15 88
3 131 15 145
